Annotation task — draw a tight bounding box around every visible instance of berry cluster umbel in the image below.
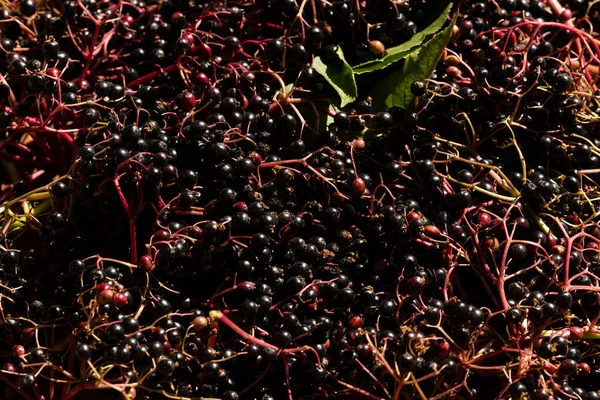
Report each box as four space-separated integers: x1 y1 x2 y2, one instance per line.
1 0 600 399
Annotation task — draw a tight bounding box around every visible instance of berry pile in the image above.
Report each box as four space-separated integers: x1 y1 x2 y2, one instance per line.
1 0 600 399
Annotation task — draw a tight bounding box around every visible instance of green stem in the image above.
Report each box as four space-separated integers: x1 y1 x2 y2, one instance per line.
32 199 53 216
540 330 600 339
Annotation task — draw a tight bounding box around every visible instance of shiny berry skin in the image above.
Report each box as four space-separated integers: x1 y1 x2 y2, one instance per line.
553 73 572 91
278 114 297 133
368 40 386 57
50 181 69 197
113 293 129 306
290 43 309 63
321 44 341 65
509 382 528 398
177 92 196 111
42 39 60 59
139 255 154 272
399 353 415 371
222 391 239 400
334 112 350 129
563 175 579 192
273 330 292 348
556 292 573 310
28 74 45 93
197 42 213 60
352 177 366 195
374 112 394 128
267 39 284 57
17 374 36 389
506 308 523 323
509 243 527 260
97 289 114 305
223 36 241 49
194 72 211 88
559 359 578 375
306 26 324 48
75 342 92 360
12 345 25 357
477 212 492 226
20 0 36 15
411 81 426 96
9 59 26 74
455 190 472 207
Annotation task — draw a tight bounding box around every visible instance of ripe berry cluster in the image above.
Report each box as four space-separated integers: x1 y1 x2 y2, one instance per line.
1 0 600 399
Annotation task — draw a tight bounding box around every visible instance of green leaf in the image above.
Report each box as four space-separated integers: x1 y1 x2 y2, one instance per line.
352 1 452 75
371 12 456 111
322 102 339 132
290 97 339 134
313 47 357 107
284 82 339 132
1 158 21 184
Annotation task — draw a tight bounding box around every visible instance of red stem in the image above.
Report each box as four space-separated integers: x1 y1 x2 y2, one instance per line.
0 375 35 400
127 64 180 88
212 311 280 351
130 218 137 265
331 376 386 400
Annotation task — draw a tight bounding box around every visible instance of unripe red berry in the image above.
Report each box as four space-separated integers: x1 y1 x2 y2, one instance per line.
3 363 15 372
178 92 196 111
12 345 25 357
194 72 210 88
551 245 565 255
348 315 363 328
234 201 248 211
192 316 208 331
569 326 583 341
249 152 262 165
171 12 184 21
47 68 60 78
352 177 366 195
542 361 557 374
484 237 500 251
331 191 346 205
188 226 203 239
113 292 128 306
95 283 110 294
407 212 421 223
423 225 442 239
477 212 492 226
237 281 255 291
197 42 212 60
406 276 426 292
578 362 591 375
153 230 170 241
368 40 386 57
139 255 154 272
123 14 135 26
352 138 365 149
181 32 195 45
547 234 557 248
97 289 115 305
22 327 35 340
446 66 462 78
436 340 450 355
560 9 572 21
